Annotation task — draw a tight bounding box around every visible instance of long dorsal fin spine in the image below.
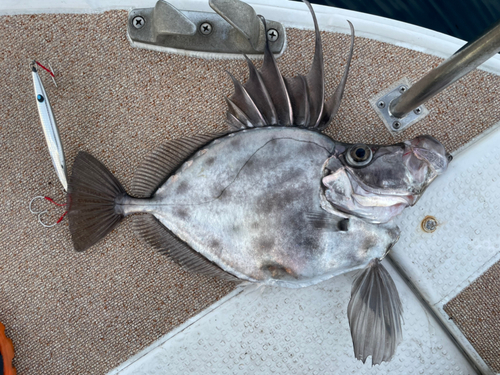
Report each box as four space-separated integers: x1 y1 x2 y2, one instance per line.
227 72 266 126
320 21 355 130
259 17 293 126
244 55 278 124
225 97 254 128
304 0 325 128
224 0 354 131
227 111 245 130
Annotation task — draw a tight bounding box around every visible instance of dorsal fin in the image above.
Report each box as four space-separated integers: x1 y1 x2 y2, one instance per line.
130 133 239 281
226 0 355 131
131 133 225 198
304 0 324 128
132 214 238 281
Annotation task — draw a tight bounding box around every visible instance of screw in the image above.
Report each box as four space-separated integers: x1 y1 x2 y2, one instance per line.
200 22 212 35
392 121 401 130
422 216 438 233
377 101 386 109
399 85 407 93
132 16 145 29
267 28 279 42
414 107 422 115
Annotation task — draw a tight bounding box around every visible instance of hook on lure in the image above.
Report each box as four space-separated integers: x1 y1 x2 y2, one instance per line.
30 60 57 87
29 196 68 228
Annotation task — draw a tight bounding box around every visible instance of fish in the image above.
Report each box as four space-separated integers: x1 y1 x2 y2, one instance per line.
66 1 450 365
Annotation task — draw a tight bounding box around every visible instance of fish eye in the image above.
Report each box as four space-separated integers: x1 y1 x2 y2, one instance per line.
345 144 372 167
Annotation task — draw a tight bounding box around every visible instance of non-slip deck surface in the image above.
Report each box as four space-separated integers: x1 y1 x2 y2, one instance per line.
0 10 499 374
445 262 500 372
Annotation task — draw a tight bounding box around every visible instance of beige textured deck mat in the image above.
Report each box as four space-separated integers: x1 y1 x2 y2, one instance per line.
444 262 500 373
1 10 500 375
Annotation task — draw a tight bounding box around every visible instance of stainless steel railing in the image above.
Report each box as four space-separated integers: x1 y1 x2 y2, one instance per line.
389 20 500 119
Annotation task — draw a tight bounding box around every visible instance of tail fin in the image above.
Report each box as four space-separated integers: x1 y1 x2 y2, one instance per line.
68 151 127 252
347 259 403 365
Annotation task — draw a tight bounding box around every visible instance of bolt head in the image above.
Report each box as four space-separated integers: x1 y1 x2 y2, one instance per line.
414 107 422 115
377 101 386 109
392 121 401 130
267 29 279 42
421 216 438 233
399 85 407 93
132 16 145 29
200 22 212 35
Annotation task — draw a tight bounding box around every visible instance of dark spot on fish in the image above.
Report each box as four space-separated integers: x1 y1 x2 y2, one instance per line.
220 188 232 199
257 236 275 251
256 187 300 215
230 138 241 148
345 235 378 262
261 262 297 280
205 156 215 166
174 208 190 219
362 237 377 251
245 159 254 169
209 239 221 250
285 212 321 255
176 181 189 195
300 142 318 155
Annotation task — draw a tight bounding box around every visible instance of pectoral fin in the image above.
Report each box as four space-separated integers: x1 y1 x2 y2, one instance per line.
347 259 403 365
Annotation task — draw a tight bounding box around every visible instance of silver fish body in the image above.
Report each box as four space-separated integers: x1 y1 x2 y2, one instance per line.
118 127 399 287
31 65 67 191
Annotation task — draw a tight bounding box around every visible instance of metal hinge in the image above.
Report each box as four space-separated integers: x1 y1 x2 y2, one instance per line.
127 0 286 57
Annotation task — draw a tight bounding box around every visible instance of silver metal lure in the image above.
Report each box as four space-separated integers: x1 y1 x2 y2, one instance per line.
31 61 67 191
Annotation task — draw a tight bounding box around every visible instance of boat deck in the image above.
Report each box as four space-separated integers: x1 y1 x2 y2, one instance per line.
0 4 499 374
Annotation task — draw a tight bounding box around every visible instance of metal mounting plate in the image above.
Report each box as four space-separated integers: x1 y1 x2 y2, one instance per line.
370 78 429 134
127 1 285 57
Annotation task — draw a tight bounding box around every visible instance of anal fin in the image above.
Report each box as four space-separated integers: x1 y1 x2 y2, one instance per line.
132 214 238 281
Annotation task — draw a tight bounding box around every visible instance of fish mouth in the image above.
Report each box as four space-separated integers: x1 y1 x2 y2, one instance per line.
348 172 416 207
321 168 415 224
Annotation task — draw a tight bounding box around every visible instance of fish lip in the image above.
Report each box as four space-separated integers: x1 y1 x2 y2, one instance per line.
320 166 414 223
405 136 450 175
343 168 417 206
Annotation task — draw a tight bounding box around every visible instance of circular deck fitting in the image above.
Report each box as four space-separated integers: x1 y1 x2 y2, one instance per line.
421 216 438 233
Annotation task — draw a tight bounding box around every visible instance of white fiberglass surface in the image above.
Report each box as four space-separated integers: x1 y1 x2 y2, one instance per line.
390 122 500 375
109 260 477 375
